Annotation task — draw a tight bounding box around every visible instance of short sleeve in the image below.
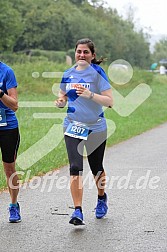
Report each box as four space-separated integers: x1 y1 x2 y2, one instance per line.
96 66 111 92
60 76 67 92
5 68 18 90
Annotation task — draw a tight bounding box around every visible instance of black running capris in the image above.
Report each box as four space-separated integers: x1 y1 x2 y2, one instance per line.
64 130 107 176
0 128 20 163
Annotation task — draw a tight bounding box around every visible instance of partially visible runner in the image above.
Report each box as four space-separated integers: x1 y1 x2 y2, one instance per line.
0 61 21 223
55 38 113 225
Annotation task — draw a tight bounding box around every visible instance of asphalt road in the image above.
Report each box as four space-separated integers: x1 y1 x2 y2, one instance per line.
0 123 167 252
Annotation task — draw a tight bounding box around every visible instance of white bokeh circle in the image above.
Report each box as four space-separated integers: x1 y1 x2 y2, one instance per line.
32 72 40 78
108 59 133 85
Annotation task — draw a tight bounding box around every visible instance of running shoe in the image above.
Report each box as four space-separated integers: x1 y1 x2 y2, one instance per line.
9 203 21 223
69 209 85 225
95 193 108 219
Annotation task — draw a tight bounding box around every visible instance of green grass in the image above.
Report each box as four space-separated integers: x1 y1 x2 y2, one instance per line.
106 73 167 145
0 61 167 189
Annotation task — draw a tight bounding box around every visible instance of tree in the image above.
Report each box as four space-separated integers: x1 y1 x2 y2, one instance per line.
88 0 106 7
1 0 151 68
0 0 23 51
69 0 86 4
14 0 72 51
152 38 167 62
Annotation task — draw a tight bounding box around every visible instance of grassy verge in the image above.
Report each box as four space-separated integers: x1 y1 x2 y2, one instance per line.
0 61 167 189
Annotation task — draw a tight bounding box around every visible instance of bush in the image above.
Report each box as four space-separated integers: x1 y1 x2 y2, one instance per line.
0 52 28 64
0 50 67 64
0 51 50 64
30 49 66 63
66 48 75 63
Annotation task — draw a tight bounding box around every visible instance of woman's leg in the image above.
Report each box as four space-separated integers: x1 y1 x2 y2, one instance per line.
1 128 21 222
1 128 20 204
86 130 107 194
70 175 83 207
64 135 85 224
3 161 19 204
86 131 108 218
64 135 84 208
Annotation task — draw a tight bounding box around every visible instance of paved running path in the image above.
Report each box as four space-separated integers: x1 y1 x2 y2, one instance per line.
0 123 167 252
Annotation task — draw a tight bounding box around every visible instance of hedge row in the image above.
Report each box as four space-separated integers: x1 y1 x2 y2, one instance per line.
0 49 73 64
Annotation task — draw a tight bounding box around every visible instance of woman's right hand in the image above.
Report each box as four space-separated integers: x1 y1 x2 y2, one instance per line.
54 98 67 108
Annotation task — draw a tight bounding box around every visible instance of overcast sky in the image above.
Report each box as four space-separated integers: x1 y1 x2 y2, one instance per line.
104 0 167 35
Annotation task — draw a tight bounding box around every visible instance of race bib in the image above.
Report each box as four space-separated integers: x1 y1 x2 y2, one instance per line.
0 108 7 126
64 121 89 140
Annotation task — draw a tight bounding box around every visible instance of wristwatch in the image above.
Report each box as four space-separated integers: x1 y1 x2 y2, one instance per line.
0 90 4 98
89 92 94 99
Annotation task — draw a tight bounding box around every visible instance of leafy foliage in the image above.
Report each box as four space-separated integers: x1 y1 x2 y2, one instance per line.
152 38 167 63
0 0 23 51
1 0 152 67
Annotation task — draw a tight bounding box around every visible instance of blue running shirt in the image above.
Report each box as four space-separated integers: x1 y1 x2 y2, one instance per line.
0 62 18 130
60 63 111 133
